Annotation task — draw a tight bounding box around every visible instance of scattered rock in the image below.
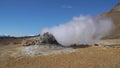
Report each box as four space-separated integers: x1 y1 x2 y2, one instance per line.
22 39 39 46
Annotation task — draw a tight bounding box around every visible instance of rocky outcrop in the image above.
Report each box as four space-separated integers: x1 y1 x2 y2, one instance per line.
40 32 59 44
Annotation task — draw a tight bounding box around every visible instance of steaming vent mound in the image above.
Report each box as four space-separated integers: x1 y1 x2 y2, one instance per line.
21 32 75 56
40 32 59 45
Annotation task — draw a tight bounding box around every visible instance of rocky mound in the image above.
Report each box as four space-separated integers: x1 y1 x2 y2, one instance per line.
40 32 59 44
22 32 59 46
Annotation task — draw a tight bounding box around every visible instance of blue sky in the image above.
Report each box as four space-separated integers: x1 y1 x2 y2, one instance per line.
0 0 119 36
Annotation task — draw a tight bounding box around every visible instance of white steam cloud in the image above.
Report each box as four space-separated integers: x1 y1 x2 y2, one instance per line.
41 15 114 46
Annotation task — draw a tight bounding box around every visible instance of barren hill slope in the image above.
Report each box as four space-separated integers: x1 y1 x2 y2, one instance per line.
102 3 120 39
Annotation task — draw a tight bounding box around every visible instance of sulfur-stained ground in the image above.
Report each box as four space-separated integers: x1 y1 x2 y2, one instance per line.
0 39 120 68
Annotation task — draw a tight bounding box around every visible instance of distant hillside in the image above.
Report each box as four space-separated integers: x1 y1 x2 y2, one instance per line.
102 3 120 39
0 34 40 46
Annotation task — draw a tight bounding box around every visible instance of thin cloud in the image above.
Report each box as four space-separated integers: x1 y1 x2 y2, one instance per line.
61 5 73 9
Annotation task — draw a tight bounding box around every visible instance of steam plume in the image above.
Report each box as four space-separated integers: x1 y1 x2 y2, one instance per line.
41 15 114 46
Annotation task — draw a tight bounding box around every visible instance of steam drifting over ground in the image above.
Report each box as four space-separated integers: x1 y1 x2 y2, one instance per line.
41 15 114 46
